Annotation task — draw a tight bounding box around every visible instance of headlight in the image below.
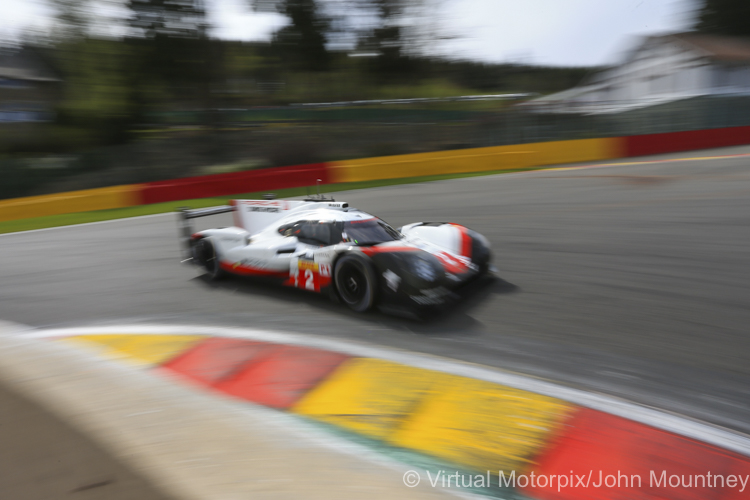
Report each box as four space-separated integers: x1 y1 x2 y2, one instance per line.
412 257 437 281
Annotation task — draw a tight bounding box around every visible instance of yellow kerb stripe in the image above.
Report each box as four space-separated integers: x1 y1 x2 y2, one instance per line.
60 334 205 366
294 357 571 472
292 358 449 440
390 376 572 473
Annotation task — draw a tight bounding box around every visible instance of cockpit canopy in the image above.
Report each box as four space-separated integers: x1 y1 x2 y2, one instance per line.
278 218 401 246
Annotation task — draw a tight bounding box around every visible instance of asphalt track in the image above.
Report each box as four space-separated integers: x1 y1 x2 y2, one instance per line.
2 145 750 435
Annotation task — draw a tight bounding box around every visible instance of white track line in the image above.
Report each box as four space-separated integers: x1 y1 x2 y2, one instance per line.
458 151 750 181
0 212 174 237
24 323 750 458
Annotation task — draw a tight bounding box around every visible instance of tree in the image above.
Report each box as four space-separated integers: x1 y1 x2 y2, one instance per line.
49 0 91 41
354 1 402 56
695 0 750 37
271 0 331 71
349 0 450 77
127 0 208 39
55 38 135 141
125 0 212 107
46 1 137 143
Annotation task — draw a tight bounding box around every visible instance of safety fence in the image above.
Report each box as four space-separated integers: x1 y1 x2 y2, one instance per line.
2 125 750 223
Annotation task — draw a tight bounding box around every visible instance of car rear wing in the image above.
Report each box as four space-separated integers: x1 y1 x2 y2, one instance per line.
176 205 234 261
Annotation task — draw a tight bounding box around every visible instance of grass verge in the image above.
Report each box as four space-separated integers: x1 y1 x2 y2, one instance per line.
0 167 539 235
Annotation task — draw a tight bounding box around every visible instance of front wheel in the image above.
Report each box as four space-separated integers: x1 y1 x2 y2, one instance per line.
334 254 377 312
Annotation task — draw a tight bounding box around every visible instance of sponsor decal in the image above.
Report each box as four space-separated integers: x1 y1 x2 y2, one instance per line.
319 263 332 277
241 200 291 213
316 250 336 260
298 260 319 272
383 269 401 292
248 206 280 213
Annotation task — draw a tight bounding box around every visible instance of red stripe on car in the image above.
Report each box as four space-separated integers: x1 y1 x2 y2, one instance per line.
220 262 289 278
359 246 421 256
452 224 472 258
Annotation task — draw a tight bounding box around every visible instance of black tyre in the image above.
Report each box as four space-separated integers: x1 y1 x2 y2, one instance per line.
193 238 225 280
334 254 377 312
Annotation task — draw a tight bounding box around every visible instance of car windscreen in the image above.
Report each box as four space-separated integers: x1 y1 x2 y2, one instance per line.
342 219 401 246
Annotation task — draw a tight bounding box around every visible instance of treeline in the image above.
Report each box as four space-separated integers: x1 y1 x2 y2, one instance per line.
39 41 592 147
0 0 743 198
10 0 592 151
8 0 748 154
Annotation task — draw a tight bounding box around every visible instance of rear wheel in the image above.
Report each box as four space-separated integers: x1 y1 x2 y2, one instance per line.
193 238 225 280
334 254 377 312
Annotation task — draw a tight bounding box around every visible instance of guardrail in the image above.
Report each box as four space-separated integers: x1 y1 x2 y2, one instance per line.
1 125 749 223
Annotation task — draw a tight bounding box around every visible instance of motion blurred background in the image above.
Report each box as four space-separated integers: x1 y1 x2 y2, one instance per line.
0 0 748 200
3 4 750 497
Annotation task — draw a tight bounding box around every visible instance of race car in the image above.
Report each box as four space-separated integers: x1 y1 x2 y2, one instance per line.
178 195 493 315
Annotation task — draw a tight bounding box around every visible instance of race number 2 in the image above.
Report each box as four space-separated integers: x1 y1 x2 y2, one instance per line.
303 268 314 290
296 260 320 292
292 259 332 292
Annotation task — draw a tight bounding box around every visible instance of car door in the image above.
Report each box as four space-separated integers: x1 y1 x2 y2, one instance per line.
285 221 341 292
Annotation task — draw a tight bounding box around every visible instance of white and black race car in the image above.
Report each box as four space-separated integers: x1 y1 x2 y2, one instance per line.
178 196 493 316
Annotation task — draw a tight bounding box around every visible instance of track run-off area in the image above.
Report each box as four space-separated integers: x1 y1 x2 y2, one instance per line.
2 145 750 435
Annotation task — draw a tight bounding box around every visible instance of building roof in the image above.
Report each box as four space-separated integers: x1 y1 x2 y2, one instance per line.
667 33 750 62
0 46 60 82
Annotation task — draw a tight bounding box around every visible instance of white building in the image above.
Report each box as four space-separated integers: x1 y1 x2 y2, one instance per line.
527 33 750 114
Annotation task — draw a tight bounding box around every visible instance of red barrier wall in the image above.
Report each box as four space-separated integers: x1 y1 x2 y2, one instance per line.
139 163 331 205
8 126 750 218
625 125 750 157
